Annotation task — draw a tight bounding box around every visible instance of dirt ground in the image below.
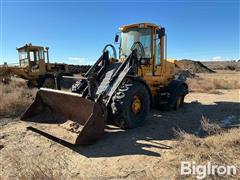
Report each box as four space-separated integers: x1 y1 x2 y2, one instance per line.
0 73 240 179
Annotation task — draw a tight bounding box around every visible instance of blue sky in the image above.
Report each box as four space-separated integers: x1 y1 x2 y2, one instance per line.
0 0 239 65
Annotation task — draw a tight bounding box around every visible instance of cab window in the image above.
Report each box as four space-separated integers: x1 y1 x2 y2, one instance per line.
121 27 152 58
39 48 45 60
19 49 27 60
155 37 160 65
29 51 35 62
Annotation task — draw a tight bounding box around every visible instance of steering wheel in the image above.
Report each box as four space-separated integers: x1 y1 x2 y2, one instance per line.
102 44 117 59
130 41 145 59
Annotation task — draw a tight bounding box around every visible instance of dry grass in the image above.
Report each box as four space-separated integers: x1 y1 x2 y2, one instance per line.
0 78 36 117
187 72 240 93
165 128 240 179
178 128 239 159
200 116 223 136
168 121 240 179
4 153 66 180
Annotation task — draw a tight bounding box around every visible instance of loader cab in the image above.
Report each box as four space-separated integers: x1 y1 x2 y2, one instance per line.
17 44 49 73
117 23 166 75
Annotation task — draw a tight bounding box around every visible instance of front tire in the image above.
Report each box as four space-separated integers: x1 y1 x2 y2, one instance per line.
110 80 150 129
43 76 55 89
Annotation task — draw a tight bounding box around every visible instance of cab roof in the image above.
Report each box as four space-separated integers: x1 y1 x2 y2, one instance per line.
120 23 161 32
16 43 46 51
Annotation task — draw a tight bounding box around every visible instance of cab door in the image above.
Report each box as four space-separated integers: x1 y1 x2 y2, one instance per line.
38 48 46 74
28 49 40 74
141 31 162 96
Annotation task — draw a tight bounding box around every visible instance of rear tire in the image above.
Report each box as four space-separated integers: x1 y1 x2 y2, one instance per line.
110 80 150 129
173 85 187 110
161 84 187 111
174 95 185 110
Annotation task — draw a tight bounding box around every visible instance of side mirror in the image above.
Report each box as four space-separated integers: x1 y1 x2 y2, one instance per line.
157 27 165 38
114 34 119 43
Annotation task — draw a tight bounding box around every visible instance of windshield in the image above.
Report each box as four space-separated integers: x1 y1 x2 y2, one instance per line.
18 49 27 60
18 49 28 67
120 27 152 58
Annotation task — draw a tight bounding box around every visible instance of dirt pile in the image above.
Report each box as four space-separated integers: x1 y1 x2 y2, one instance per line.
202 61 240 71
175 60 215 74
175 70 195 81
68 65 91 74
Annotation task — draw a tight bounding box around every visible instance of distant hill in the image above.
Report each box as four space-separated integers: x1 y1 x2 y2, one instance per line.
201 61 240 71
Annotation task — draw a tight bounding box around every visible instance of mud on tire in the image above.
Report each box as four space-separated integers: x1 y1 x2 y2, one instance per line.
110 80 150 129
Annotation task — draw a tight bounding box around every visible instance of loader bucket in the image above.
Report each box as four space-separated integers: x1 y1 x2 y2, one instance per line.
21 88 107 145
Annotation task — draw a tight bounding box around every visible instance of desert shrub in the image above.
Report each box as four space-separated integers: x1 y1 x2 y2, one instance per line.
199 116 222 136
0 79 36 117
173 128 204 148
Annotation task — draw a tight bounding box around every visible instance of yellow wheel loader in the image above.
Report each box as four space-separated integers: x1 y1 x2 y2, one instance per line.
21 23 188 145
0 43 72 88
